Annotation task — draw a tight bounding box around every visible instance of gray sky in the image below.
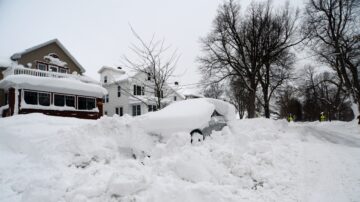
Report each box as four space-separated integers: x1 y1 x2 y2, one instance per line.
0 0 307 93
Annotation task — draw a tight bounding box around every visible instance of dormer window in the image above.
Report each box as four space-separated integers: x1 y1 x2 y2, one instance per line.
104 76 108 83
49 65 58 72
59 68 67 73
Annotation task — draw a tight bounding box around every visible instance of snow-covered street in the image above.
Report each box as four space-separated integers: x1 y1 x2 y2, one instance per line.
294 122 360 202
1 114 360 202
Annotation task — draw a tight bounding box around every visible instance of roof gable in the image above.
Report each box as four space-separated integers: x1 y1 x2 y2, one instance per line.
10 39 86 73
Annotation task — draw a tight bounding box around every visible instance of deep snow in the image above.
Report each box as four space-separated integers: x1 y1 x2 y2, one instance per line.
0 114 360 202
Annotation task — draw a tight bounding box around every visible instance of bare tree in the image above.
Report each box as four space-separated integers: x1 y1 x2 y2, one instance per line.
257 1 301 118
199 0 300 118
228 77 250 118
123 27 180 109
276 84 302 120
199 0 267 118
303 0 360 114
203 82 224 99
300 65 353 121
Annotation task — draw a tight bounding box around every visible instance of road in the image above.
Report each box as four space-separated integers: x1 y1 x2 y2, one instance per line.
296 122 360 202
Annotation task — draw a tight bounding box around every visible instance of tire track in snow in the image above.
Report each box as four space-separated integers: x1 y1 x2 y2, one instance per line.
297 125 360 202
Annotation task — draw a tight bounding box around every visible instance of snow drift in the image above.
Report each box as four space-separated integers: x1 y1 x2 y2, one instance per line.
1 113 360 202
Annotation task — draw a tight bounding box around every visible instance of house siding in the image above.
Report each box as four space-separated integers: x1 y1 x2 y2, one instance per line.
101 70 184 117
103 82 131 116
17 42 83 74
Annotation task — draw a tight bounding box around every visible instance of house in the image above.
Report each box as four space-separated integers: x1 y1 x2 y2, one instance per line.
0 39 107 119
98 66 184 116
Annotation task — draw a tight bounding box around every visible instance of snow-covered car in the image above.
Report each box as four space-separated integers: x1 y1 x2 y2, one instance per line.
135 98 236 143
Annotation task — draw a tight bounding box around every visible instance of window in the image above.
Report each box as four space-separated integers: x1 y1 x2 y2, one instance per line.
174 96 177 101
117 86 121 97
120 107 123 116
103 94 109 103
38 93 50 106
4 93 8 105
115 107 123 116
133 85 144 95
132 105 141 116
65 96 75 107
54 94 65 106
147 73 151 81
24 91 38 105
54 94 75 107
78 97 96 110
37 63 47 71
59 68 67 74
148 105 157 112
24 91 50 106
49 65 58 72
104 76 107 83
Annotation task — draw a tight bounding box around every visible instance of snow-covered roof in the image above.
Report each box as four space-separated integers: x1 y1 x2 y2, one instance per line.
128 95 157 105
0 75 107 98
98 66 126 74
10 39 86 73
177 88 203 98
128 95 177 105
0 57 13 70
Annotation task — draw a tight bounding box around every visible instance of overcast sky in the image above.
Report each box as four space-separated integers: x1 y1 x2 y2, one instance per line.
0 0 308 93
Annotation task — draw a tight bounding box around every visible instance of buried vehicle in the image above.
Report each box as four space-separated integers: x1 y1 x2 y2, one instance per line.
135 98 236 143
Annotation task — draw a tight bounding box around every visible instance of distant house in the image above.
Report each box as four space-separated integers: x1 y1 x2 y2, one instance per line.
0 39 107 119
98 66 184 116
184 93 204 100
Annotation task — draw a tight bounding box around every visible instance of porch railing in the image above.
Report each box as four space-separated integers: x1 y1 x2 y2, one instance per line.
3 67 97 84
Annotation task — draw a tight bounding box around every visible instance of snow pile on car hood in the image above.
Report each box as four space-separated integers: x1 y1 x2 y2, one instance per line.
205 98 236 121
135 98 236 135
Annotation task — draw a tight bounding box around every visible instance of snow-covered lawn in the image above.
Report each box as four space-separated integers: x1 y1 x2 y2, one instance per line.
1 114 360 202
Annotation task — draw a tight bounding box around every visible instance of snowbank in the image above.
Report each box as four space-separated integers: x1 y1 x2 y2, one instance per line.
1 114 359 202
0 75 107 97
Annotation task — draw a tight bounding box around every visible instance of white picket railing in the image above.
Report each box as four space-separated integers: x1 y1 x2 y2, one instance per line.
4 67 75 78
3 67 98 84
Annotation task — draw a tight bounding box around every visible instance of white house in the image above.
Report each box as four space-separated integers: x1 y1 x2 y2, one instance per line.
98 66 184 116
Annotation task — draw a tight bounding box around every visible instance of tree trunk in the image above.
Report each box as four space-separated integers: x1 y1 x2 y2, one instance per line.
264 100 270 118
247 88 256 118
